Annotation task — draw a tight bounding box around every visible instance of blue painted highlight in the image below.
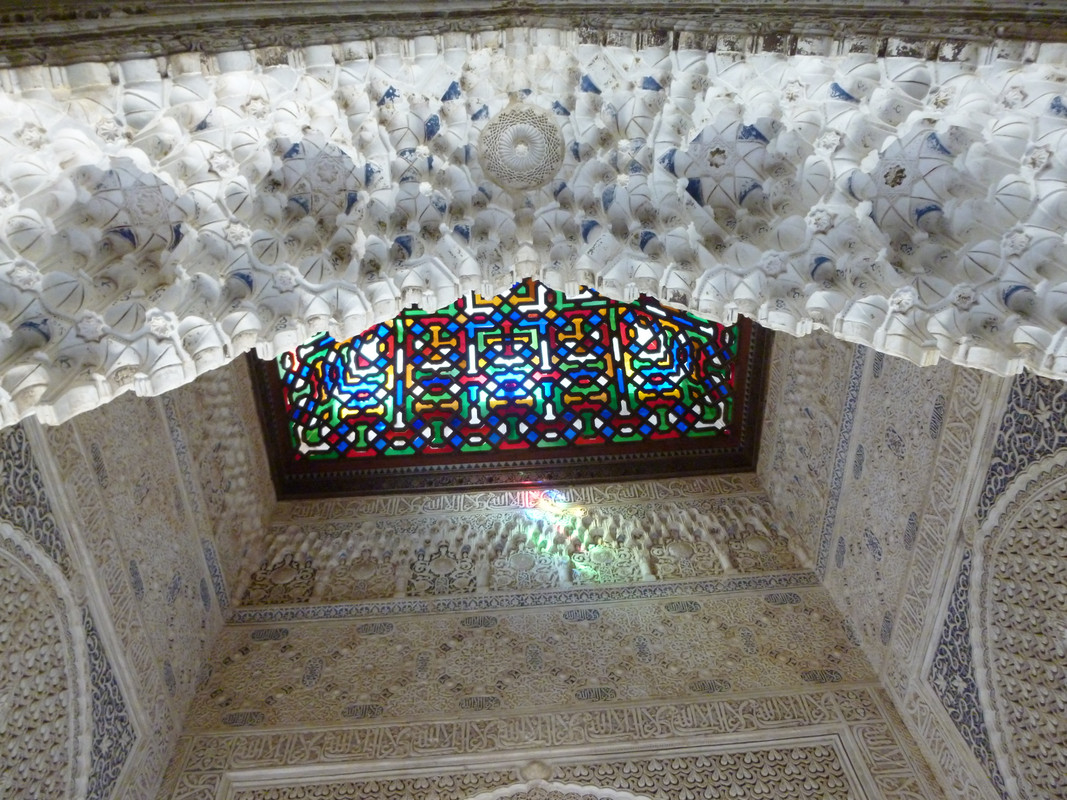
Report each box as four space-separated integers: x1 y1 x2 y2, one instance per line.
829 82 859 102
925 132 953 156
579 74 602 94
739 123 769 143
424 114 440 140
580 219 601 242
602 185 616 211
915 203 941 222
658 148 678 175
441 81 462 102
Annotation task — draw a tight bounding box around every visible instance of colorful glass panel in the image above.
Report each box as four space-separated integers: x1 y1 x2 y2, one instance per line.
278 280 740 460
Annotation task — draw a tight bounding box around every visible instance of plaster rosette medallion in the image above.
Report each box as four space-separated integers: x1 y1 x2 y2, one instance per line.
479 103 566 191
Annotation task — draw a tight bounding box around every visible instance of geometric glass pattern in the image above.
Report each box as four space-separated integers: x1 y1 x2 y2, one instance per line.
279 279 740 460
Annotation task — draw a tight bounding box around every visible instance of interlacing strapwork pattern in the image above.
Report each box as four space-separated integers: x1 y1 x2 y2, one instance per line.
2 33 1067 427
978 370 1067 521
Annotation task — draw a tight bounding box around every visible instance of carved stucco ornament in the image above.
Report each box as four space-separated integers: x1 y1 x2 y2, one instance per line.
479 102 565 190
1 32 1067 428
973 452 1067 800
467 783 651 800
0 522 91 800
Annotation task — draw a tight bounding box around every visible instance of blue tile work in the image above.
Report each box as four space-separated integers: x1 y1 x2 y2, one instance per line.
929 551 1008 798
84 611 137 800
816 344 867 576
0 425 70 576
0 425 135 800
978 370 1067 521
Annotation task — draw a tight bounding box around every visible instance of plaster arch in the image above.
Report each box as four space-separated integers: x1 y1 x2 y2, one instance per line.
972 450 1067 800
0 521 92 800
1 30 1067 429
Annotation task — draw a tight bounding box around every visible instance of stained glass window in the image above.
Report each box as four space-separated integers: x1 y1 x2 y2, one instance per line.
277 280 742 461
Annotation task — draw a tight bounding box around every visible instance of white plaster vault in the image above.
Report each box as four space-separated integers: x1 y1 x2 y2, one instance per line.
1 23 1067 427
1 5 1067 800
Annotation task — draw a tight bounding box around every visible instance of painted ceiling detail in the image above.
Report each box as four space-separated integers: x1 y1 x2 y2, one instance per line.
0 30 1066 430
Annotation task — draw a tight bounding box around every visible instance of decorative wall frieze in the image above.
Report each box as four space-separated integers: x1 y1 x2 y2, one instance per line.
464 784 650 800
245 488 795 606
228 570 821 624
167 357 275 600
762 310 1014 800
882 364 999 700
222 742 856 800
0 32 1066 427
899 688 1001 800
867 362 1010 800
928 551 1007 797
162 686 941 800
274 471 763 523
194 586 869 733
1 2 1066 68
812 343 868 575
